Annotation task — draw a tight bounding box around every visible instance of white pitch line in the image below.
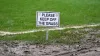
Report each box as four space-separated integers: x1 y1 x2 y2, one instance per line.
0 24 100 36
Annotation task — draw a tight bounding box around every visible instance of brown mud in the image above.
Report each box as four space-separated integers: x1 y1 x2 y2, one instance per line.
0 28 100 56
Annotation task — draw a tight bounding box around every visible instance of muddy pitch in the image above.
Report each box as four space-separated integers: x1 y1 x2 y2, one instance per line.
0 28 100 56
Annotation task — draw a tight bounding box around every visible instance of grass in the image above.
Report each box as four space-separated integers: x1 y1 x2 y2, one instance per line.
0 0 100 44
0 0 100 31
0 26 100 44
0 28 89 44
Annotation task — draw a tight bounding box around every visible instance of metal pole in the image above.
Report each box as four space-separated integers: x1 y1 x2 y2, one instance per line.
46 29 49 40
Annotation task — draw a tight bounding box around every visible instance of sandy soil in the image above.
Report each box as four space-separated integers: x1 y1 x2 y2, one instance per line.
0 40 100 56
0 28 100 56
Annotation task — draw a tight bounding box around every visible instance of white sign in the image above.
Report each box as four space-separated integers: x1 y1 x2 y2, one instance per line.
36 11 60 27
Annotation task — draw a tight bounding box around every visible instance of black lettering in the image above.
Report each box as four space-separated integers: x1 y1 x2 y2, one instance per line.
46 22 49 25
52 14 55 17
39 22 45 25
50 18 56 21
42 13 55 17
46 22 58 26
42 13 45 17
40 18 49 21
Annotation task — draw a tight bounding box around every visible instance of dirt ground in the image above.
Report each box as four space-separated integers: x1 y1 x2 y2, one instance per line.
0 28 100 56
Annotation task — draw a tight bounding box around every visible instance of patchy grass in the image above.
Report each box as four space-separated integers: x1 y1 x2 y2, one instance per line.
0 25 100 44
0 28 95 44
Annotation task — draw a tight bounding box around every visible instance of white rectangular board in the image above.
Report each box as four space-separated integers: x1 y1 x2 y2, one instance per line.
36 11 60 27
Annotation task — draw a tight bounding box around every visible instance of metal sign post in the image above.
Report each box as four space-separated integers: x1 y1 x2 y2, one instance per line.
46 29 49 40
36 11 60 40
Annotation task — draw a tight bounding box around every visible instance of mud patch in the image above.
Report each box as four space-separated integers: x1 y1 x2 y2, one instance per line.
0 27 100 56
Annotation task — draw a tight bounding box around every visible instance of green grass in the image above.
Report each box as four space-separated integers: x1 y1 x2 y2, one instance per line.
0 26 100 44
0 28 87 44
0 0 100 31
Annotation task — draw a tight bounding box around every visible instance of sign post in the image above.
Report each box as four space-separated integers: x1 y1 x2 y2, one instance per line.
46 29 49 40
36 11 60 40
